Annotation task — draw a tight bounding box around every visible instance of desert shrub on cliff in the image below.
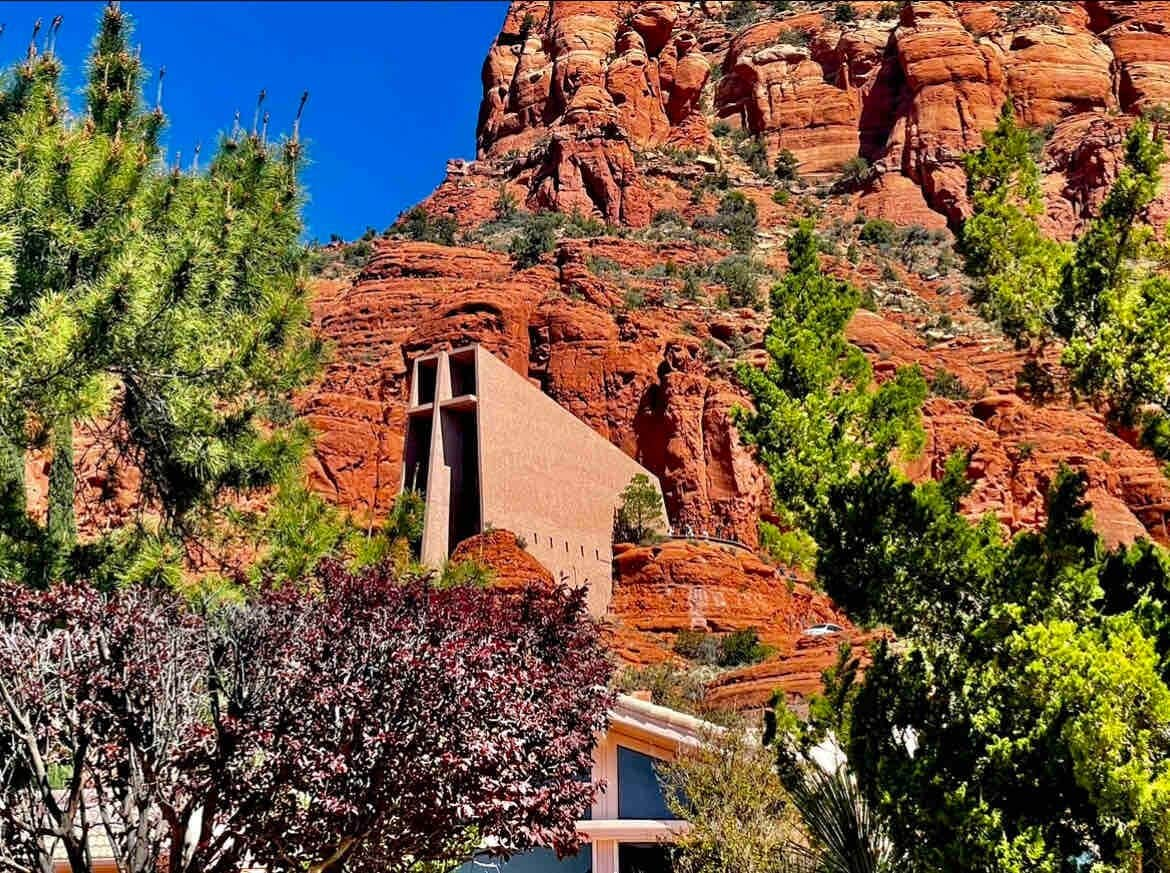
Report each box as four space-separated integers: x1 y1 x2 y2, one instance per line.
859 218 897 247
613 662 712 716
777 28 811 47
833 2 858 23
1004 1 1061 26
928 368 969 400
712 254 767 308
0 5 322 587
835 155 872 190
725 0 762 29
396 205 458 246
693 191 759 252
774 148 800 184
736 134 774 179
508 212 558 268
493 183 519 219
673 627 772 667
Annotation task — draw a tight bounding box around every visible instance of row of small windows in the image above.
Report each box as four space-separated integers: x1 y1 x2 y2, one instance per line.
533 532 607 564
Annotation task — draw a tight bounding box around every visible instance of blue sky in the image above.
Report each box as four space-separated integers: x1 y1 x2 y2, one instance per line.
0 1 509 241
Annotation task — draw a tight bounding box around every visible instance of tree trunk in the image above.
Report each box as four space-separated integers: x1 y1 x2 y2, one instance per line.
47 416 76 568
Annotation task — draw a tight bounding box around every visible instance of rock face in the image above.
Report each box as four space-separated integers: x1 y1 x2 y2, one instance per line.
450 529 554 587
610 539 847 646
475 1 711 221
297 1 1170 709
304 237 771 545
452 1 1170 231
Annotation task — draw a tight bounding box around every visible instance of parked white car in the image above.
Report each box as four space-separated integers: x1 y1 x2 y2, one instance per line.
802 623 845 637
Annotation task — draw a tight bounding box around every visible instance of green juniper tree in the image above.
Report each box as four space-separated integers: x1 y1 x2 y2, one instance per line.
962 108 1170 445
0 3 322 586
735 221 927 532
961 104 1068 341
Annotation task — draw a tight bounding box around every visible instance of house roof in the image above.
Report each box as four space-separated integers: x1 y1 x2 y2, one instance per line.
609 694 720 750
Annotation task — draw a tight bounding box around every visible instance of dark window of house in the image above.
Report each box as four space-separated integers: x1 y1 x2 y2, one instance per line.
619 843 673 873
617 746 673 820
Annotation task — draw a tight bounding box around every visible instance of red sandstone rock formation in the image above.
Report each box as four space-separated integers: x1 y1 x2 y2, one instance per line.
305 236 772 546
433 1 1170 232
610 540 849 645
450 529 554 587
298 1 1170 707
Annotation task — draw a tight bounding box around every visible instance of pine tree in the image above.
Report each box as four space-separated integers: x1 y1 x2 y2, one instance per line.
0 4 321 585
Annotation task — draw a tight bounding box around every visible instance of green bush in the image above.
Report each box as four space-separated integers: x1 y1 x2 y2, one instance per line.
736 135 773 179
396 206 457 246
1016 359 1056 403
725 0 760 29
859 218 898 247
673 629 722 664
508 213 558 268
1005 1 1060 25
712 254 766 308
623 288 646 309
561 210 608 238
585 255 622 277
672 627 772 667
878 2 901 20
652 208 686 226
692 191 759 252
778 28 811 46
774 148 800 183
341 240 372 267
930 368 969 401
834 2 858 23
438 557 495 588
682 269 704 300
493 184 518 220
1142 103 1170 124
837 155 872 188
1142 414 1170 462
612 663 709 715
711 120 733 138
719 628 772 666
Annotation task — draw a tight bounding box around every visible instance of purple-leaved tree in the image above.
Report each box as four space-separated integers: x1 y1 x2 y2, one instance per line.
0 562 613 873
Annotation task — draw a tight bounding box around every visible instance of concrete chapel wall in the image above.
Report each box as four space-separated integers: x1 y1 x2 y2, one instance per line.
405 345 665 617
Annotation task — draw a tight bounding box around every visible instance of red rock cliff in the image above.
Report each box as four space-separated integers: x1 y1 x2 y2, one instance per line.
299 1 1170 705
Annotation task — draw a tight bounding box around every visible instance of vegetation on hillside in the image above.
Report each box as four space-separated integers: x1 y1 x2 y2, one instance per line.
963 105 1170 455
733 169 1170 871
